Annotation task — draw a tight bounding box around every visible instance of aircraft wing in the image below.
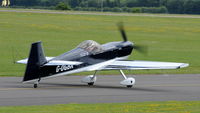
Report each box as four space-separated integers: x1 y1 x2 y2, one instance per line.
18 57 189 70
102 60 189 70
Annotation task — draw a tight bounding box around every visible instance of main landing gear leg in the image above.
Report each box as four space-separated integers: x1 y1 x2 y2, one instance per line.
119 70 135 88
88 71 97 86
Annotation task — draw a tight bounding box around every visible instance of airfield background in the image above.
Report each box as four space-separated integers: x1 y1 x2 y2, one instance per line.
0 0 200 112
1 0 200 14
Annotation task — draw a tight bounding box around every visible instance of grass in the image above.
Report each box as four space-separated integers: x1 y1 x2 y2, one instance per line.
0 9 200 76
0 101 200 113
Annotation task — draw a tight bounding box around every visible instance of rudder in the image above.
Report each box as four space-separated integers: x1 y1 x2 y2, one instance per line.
23 42 47 82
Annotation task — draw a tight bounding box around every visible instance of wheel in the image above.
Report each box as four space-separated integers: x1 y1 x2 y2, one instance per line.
34 84 38 88
126 85 132 88
88 82 94 86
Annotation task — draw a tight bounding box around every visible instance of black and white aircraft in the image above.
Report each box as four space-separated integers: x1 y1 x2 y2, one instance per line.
17 23 189 88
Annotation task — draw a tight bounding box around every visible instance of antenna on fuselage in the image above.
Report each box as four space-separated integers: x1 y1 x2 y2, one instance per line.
11 46 23 64
11 47 16 64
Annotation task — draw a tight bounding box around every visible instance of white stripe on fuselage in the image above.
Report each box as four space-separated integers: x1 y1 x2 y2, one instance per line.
23 56 130 83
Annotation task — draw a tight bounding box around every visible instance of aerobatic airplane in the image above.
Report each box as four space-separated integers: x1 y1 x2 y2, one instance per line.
17 23 189 88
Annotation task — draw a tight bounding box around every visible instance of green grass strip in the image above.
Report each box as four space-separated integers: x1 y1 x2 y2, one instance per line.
0 101 200 113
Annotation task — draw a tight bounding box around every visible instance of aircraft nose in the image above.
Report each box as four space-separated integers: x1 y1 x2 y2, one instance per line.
126 41 134 46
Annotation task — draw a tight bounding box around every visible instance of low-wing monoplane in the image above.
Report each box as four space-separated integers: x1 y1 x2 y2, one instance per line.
17 23 189 88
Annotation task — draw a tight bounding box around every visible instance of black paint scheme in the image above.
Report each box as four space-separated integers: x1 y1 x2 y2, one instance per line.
23 41 133 82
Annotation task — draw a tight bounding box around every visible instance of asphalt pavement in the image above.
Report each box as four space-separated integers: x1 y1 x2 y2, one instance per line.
0 74 200 106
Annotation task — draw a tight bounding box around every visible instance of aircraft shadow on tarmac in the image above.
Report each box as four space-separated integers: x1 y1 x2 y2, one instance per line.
4 81 172 92
36 83 171 92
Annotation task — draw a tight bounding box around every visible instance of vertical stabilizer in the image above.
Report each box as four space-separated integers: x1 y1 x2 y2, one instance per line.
23 42 47 82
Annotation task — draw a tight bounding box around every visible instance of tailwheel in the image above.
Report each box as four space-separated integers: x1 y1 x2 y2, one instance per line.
126 85 133 88
33 80 40 88
88 82 94 86
33 84 38 88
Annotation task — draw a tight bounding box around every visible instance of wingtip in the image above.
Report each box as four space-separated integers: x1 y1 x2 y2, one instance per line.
179 63 189 68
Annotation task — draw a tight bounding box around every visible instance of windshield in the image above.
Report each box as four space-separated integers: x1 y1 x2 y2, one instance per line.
77 40 104 54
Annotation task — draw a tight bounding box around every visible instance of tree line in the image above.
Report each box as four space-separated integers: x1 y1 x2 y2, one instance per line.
4 0 200 14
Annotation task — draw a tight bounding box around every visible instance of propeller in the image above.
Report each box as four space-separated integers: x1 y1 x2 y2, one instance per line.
117 22 127 42
117 22 148 55
133 44 148 55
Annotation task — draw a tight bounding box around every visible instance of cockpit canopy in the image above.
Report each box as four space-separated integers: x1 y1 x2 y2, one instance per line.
77 40 104 54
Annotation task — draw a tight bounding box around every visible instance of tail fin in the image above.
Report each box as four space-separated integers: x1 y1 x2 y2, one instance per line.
23 42 47 82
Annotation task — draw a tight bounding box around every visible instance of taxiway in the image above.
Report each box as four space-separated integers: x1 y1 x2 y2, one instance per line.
0 74 200 106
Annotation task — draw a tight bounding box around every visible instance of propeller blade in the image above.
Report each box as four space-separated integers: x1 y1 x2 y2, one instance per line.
117 22 127 42
133 45 148 55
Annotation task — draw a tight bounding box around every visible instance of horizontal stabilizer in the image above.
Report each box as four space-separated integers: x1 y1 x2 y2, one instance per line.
17 57 83 66
17 57 54 64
